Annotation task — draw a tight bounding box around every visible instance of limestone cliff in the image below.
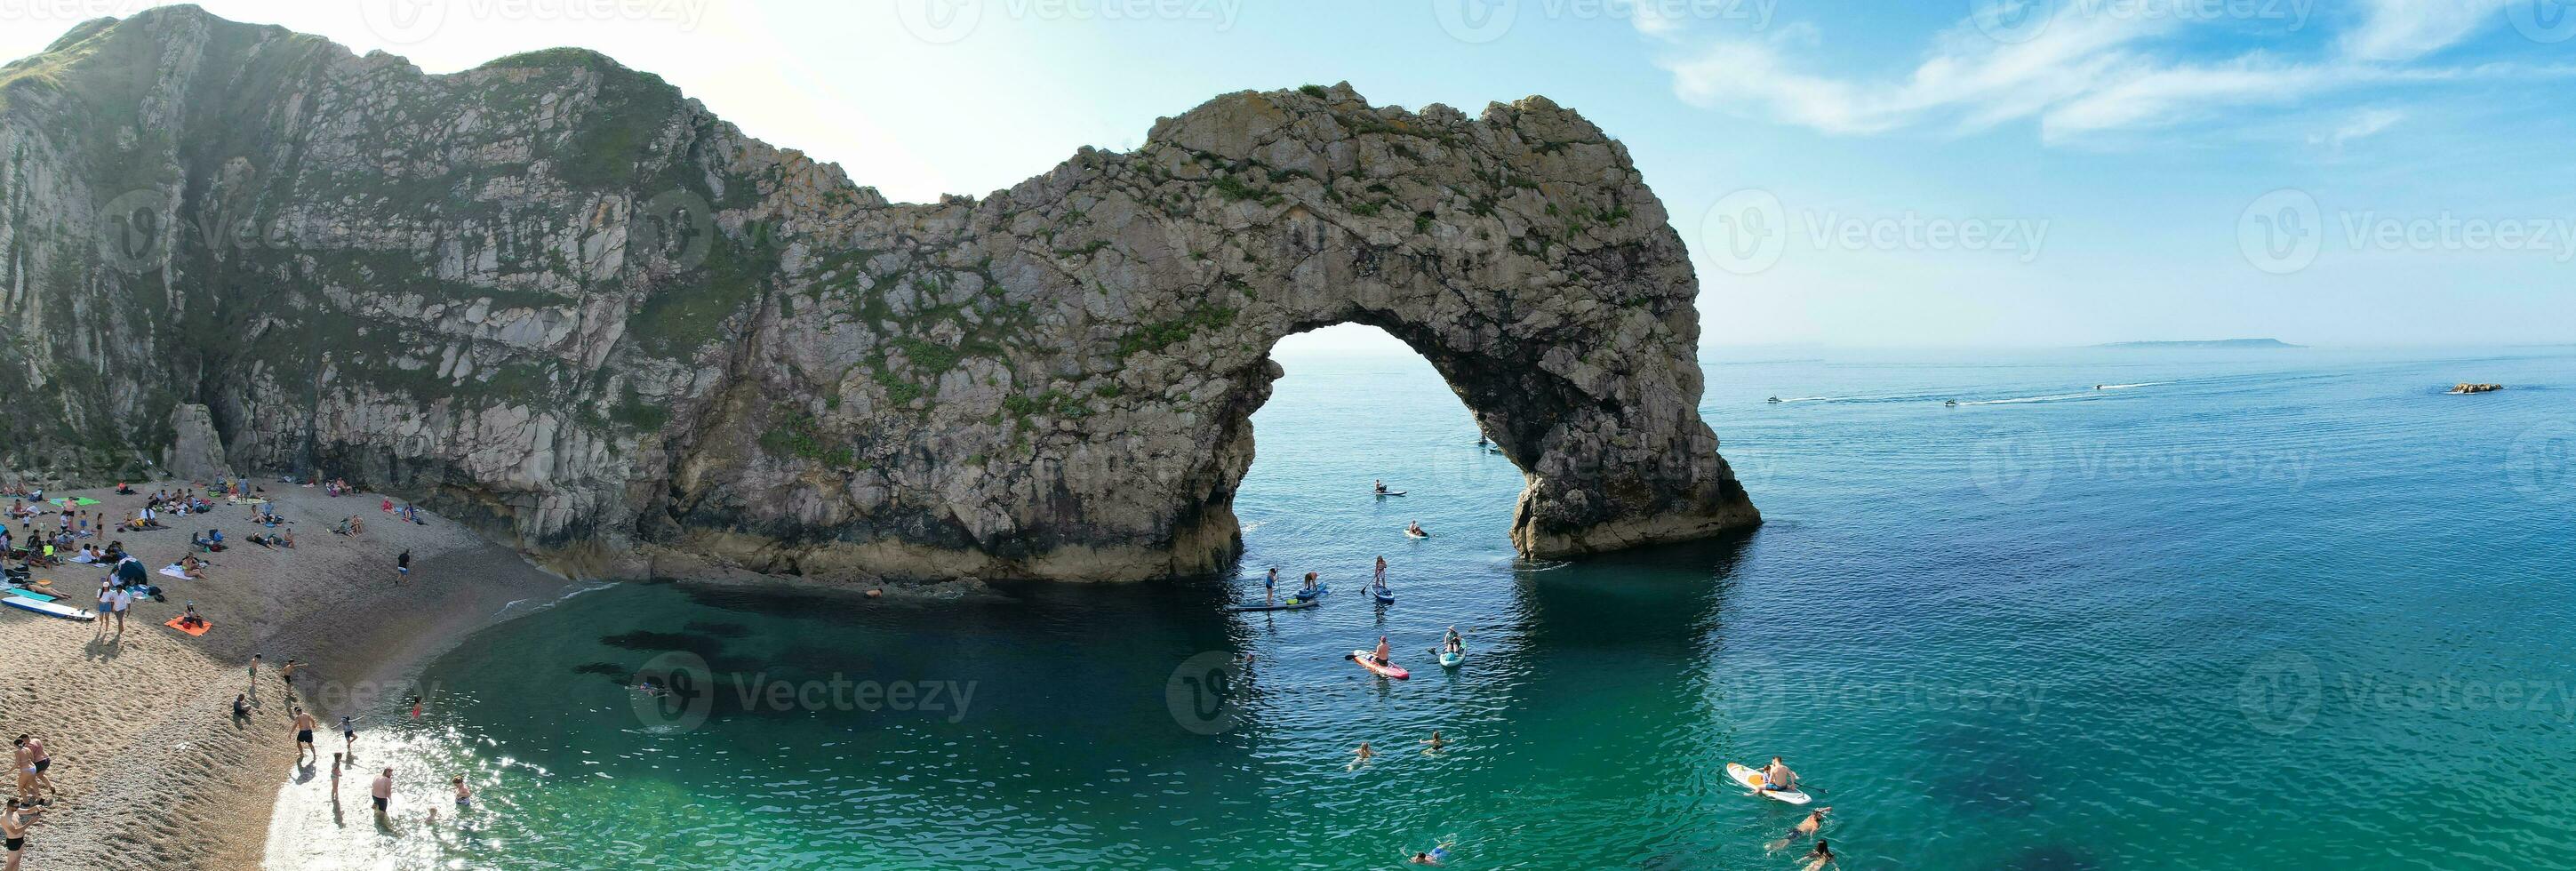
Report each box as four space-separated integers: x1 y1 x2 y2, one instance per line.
0 6 1756 580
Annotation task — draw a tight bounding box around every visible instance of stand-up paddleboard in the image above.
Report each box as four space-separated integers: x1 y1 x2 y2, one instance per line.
1348 650 1411 680
1404 529 1429 539
1373 491 1407 497
1438 650 1464 669
1372 587 1396 605
1231 598 1319 612
4 595 96 621
1724 763 1812 804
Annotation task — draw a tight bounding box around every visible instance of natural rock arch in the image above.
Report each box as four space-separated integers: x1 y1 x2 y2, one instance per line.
0 9 1756 581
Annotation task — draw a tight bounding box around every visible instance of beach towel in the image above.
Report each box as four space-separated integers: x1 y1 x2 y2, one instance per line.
160 564 189 579
67 553 95 563
164 616 211 636
48 497 100 507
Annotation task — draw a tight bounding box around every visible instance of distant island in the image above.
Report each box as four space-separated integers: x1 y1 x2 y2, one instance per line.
2095 339 2303 349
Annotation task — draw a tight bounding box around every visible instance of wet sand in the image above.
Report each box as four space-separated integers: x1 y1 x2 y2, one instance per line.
0 482 580 869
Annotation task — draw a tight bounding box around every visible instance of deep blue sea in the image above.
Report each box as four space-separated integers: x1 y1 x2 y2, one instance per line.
267 339 2576 869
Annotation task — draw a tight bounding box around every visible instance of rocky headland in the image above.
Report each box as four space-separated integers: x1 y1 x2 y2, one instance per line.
0 6 1756 582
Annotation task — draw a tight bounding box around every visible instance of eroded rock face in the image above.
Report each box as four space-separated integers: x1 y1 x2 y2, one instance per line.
0 8 1756 580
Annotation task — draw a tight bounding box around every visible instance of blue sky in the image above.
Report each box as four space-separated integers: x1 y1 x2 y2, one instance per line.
7 1 2572 347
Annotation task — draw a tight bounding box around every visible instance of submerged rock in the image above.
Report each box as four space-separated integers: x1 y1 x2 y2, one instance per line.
2450 383 2503 394
0 8 1756 580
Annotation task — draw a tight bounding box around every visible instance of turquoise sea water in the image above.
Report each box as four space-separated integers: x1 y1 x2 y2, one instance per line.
274 340 2576 869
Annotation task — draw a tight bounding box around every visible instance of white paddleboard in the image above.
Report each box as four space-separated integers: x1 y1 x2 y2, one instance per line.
1725 763 1812 804
4 595 97 622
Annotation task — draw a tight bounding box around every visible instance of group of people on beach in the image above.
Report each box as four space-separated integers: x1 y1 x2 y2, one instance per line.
0 471 454 867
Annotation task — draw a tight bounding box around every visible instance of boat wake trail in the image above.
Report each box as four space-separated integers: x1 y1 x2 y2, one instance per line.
2092 381 2171 390
1957 392 2100 406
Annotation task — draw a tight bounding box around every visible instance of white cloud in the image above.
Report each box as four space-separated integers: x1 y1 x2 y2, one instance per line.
2310 108 2408 150
1659 0 2552 143
2341 0 2514 60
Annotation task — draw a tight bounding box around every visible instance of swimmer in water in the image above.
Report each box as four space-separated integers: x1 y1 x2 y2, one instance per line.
1420 731 1446 754
1800 839 1837 870
1408 840 1456 865
1348 741 1376 770
1767 806 1830 851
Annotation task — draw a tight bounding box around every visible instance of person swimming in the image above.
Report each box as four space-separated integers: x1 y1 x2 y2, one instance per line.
1421 731 1446 754
1408 840 1456 865
1768 806 1831 851
1405 521 1428 537
1348 741 1376 771
1800 839 1836 870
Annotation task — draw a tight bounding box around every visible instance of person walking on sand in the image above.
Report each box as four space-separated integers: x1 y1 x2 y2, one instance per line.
18 739 47 799
370 768 394 825
329 754 342 802
3 797 42 871
291 707 318 765
109 582 132 634
94 582 113 638
396 549 411 584
340 715 359 757
281 659 302 693
250 653 262 684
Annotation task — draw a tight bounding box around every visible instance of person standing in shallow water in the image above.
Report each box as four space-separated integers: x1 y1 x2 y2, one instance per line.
370 768 394 825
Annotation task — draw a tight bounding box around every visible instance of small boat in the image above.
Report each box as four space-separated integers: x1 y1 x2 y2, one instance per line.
1766 396 1781 404
1942 400 1957 407
1373 490 1407 497
1349 650 1411 680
